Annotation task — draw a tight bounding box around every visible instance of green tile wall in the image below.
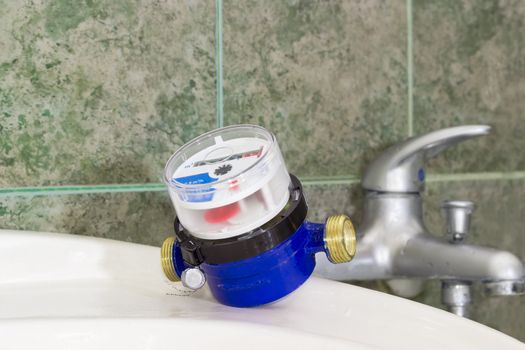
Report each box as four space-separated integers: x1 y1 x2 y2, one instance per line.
1 0 524 341
0 191 174 246
222 1 408 176
0 0 216 186
413 0 525 173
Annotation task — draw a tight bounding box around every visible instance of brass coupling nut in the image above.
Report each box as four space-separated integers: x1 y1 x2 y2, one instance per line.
161 236 180 282
324 214 357 264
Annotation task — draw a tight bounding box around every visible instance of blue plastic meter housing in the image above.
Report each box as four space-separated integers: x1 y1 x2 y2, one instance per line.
167 175 328 307
172 221 325 307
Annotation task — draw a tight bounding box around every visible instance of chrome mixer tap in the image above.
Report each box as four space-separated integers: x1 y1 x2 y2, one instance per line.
314 125 525 317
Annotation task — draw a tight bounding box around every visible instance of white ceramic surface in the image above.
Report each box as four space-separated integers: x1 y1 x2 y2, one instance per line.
0 230 523 349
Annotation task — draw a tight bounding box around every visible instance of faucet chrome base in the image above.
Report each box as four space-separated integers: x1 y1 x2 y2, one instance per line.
315 193 525 283
314 125 525 318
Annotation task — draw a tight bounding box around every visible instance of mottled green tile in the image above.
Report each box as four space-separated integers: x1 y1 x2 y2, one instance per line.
472 290 525 341
419 179 525 341
222 1 408 177
0 1 215 187
413 0 525 173
303 183 362 222
0 191 175 246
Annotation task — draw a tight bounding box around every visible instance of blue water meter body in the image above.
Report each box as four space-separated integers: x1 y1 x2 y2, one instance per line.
172 222 325 307
164 175 346 307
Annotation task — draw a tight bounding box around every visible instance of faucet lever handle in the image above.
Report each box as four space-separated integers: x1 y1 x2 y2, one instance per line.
362 125 491 192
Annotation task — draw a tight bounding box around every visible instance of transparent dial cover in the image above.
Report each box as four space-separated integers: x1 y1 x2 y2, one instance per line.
164 125 291 239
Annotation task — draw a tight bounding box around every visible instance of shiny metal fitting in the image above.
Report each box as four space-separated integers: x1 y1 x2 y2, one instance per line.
442 280 472 318
181 268 206 290
161 236 180 282
324 214 357 264
442 200 475 243
484 280 525 296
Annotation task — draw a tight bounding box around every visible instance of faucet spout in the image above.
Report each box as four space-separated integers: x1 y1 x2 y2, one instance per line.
395 235 525 281
315 225 525 283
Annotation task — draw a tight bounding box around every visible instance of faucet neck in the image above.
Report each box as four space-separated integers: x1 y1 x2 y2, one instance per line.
360 191 425 235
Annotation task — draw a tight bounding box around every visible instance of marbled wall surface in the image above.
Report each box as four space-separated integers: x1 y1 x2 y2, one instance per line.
222 1 408 176
0 0 216 186
414 0 525 172
1 0 524 341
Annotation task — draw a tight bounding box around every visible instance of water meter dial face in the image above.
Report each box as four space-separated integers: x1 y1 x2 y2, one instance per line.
164 125 291 239
171 137 269 205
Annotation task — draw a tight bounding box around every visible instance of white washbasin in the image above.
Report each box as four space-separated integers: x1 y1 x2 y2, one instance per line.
0 230 522 349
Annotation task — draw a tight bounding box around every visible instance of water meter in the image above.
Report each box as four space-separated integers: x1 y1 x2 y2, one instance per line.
161 125 357 307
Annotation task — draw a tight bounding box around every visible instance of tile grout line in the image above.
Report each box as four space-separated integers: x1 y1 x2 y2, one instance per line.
0 184 167 198
300 176 360 186
426 172 525 183
215 0 224 128
2 172 525 198
406 0 414 137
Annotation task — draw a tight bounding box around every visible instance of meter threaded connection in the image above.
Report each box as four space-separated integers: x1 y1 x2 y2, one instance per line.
161 236 180 282
324 214 357 264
